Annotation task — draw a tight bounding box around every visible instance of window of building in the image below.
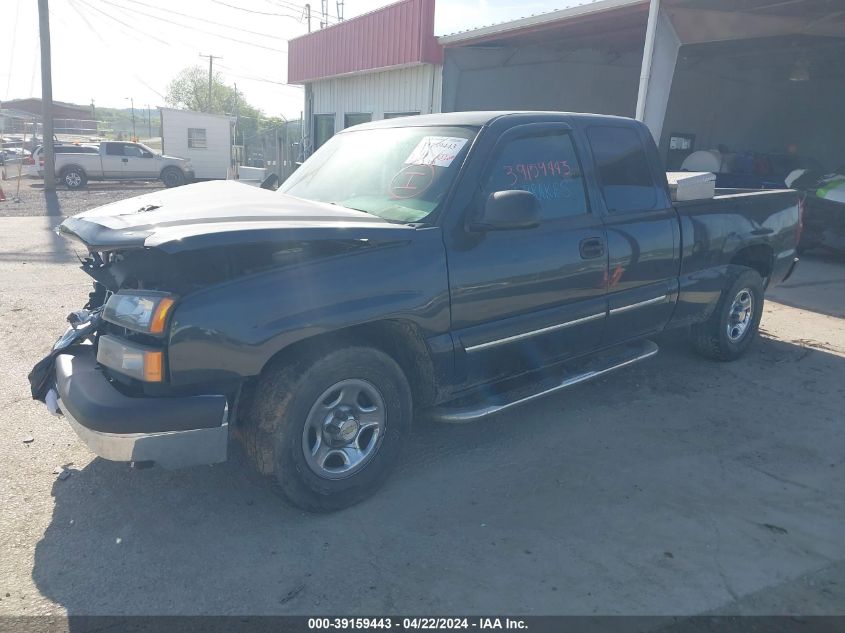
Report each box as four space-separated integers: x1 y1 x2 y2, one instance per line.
484 132 588 220
344 113 372 128
384 112 420 119
313 114 335 151
188 128 208 149
587 126 657 213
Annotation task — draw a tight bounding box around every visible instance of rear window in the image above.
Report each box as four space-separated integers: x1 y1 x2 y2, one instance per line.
588 126 657 213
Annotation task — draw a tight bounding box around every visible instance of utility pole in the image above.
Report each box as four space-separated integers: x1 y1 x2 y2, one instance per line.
305 4 311 32
336 0 344 21
126 97 136 140
320 0 328 28
233 82 240 146
199 53 221 112
146 104 152 138
38 0 55 191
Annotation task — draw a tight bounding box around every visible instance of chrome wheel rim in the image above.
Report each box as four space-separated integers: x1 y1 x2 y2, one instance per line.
66 172 81 187
727 288 754 342
302 378 386 480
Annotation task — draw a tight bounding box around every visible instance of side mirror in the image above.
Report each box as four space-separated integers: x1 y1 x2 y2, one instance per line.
260 173 280 190
470 190 541 232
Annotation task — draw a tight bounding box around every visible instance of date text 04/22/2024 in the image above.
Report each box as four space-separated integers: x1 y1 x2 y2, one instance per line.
307 617 528 630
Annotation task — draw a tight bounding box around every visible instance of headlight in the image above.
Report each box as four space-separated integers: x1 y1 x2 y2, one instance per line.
103 291 176 335
97 335 163 382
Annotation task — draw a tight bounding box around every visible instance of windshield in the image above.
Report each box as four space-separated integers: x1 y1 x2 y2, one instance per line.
279 125 478 223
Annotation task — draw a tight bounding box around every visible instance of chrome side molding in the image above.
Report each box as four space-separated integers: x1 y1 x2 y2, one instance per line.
608 295 667 315
464 312 605 353
432 339 659 423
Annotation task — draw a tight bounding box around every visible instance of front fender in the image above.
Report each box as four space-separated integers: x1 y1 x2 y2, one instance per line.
166 228 450 386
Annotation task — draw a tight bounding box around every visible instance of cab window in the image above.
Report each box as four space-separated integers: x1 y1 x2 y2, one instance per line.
484 132 588 220
123 145 144 158
588 126 658 213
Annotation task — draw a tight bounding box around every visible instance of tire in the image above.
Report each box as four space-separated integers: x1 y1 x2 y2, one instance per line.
690 266 764 361
62 167 87 190
161 167 185 188
242 346 412 512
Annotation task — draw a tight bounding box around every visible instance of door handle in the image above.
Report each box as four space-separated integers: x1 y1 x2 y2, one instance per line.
122 158 128 163
579 237 605 259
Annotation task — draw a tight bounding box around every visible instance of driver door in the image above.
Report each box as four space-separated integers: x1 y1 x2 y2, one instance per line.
121 144 155 179
445 123 608 387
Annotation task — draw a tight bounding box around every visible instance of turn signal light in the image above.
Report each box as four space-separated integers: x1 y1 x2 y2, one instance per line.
97 335 164 383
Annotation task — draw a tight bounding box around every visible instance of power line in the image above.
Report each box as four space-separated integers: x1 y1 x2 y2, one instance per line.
124 0 291 41
267 0 337 22
90 0 290 53
211 0 308 20
75 0 172 46
5 0 21 96
217 64 304 91
68 0 167 98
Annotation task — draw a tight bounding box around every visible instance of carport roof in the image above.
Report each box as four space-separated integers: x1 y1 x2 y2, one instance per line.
437 0 845 48
673 0 845 19
437 0 648 47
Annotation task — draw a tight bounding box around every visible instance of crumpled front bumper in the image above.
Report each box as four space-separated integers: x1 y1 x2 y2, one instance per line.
54 349 229 469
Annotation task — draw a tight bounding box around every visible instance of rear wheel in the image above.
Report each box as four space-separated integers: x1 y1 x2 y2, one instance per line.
62 167 87 190
161 167 185 187
243 346 412 512
690 266 764 361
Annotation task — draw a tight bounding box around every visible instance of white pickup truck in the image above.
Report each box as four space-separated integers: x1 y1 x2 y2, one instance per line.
55 141 194 190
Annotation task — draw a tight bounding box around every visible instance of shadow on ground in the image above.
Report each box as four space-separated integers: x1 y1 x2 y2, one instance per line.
31 331 845 616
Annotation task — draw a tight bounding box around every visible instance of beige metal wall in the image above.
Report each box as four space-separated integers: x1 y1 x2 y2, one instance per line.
310 63 443 136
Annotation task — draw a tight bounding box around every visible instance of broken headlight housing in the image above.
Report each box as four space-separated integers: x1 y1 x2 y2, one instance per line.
103 291 176 336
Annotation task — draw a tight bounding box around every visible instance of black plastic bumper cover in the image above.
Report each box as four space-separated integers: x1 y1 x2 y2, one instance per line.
55 349 227 435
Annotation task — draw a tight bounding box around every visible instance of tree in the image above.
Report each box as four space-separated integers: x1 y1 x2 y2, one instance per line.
165 66 235 114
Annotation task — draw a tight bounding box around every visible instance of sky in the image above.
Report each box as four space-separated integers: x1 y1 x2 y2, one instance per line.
1 0 567 119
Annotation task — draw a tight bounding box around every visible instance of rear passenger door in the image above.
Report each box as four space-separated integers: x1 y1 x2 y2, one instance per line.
446 123 608 386
584 124 680 345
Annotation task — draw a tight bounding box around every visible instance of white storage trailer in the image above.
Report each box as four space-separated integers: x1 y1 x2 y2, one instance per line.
159 108 233 180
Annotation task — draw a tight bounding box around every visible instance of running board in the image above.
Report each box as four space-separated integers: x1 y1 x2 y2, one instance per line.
430 339 659 423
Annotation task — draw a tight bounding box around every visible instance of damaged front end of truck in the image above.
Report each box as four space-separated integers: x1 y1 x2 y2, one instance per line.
29 180 398 469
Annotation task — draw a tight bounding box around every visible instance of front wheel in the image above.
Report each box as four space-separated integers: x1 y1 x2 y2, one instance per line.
161 167 186 188
243 346 412 512
690 267 764 361
62 167 87 190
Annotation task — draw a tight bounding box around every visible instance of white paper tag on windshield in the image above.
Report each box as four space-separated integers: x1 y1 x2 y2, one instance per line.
405 136 468 168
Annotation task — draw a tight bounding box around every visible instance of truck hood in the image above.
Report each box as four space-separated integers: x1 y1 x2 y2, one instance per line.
58 180 408 254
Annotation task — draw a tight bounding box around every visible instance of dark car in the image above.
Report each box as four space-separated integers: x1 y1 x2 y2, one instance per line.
789 169 845 254
31 112 801 511
711 152 825 190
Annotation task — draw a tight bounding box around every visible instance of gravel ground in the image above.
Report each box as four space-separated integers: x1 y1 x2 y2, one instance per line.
0 216 843 618
0 177 164 217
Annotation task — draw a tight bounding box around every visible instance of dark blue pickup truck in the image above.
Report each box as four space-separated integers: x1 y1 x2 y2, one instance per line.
32 112 802 511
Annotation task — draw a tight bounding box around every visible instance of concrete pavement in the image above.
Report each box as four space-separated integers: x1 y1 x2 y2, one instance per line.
0 216 842 616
